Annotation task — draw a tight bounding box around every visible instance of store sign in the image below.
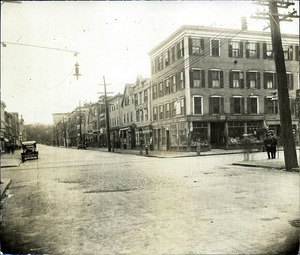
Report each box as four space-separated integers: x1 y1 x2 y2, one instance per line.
197 115 224 121
227 115 264 121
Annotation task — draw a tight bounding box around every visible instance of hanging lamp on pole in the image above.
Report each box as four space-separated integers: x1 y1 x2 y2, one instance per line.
73 62 82 80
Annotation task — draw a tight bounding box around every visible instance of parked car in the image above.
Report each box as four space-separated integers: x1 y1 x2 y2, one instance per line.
77 142 87 149
21 141 39 162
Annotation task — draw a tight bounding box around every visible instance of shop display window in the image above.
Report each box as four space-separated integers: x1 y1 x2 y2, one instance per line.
228 121 244 145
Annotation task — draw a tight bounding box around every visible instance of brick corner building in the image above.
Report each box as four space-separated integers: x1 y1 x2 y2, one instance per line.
148 24 299 151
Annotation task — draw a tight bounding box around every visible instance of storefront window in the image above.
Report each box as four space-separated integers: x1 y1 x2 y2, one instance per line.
247 121 261 136
191 122 208 146
179 123 187 146
228 121 244 145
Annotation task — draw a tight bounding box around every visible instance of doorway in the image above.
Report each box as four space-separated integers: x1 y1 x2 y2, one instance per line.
166 130 170 150
210 122 225 149
158 129 161 150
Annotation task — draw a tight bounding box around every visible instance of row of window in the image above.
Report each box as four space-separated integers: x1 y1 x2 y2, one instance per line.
190 70 294 90
151 95 297 122
151 40 184 74
110 117 119 127
153 70 295 100
153 71 185 99
134 89 149 106
151 37 299 74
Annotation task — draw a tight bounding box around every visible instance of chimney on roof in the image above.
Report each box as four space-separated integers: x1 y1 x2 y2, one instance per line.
241 16 247 30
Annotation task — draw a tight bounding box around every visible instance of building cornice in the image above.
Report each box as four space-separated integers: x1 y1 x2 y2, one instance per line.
148 25 299 58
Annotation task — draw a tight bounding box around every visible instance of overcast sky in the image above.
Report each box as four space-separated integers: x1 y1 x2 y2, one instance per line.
1 1 299 124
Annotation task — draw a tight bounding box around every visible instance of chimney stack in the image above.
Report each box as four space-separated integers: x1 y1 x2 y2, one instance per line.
241 16 247 30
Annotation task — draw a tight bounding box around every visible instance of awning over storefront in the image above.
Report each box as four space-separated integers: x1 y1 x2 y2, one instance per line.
119 127 130 132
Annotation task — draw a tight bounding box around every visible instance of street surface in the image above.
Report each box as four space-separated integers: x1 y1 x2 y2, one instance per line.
1 145 299 254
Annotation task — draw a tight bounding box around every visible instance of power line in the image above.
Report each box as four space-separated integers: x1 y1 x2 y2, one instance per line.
1 41 79 56
150 18 261 83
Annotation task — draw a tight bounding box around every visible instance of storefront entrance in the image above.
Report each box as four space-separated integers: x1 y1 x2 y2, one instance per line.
211 122 225 149
166 130 170 150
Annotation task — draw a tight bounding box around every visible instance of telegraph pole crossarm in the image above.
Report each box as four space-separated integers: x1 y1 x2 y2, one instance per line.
251 0 299 171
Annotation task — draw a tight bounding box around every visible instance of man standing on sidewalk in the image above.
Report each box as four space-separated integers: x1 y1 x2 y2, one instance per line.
264 133 273 159
270 131 277 159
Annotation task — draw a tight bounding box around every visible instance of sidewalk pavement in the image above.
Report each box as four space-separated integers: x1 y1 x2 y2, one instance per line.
233 158 300 172
87 146 256 158
1 151 22 168
1 151 21 199
34 145 300 169
92 146 300 172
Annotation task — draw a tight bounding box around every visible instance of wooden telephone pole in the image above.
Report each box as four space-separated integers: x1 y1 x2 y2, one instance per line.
251 1 299 171
98 76 113 152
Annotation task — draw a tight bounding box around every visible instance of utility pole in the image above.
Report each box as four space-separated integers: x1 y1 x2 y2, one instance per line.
63 116 67 147
78 100 82 145
98 76 113 152
251 0 299 171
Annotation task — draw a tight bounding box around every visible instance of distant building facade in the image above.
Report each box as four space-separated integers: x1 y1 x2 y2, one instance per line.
108 93 123 149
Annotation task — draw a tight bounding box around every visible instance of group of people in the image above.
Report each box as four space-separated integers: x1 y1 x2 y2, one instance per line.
263 131 277 159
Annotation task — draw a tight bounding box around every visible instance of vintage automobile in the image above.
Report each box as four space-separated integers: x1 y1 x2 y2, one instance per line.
21 141 39 162
77 142 87 149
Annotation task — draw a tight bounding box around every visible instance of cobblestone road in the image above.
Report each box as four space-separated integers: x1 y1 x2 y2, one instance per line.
1 145 299 254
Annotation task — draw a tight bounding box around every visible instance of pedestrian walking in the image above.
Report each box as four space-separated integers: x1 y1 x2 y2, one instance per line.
242 134 251 161
264 133 273 159
270 132 277 159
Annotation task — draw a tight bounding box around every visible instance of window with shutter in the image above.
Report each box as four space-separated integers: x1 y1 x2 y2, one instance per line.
231 97 243 114
159 105 164 120
180 71 185 89
193 96 202 115
220 71 224 88
153 106 157 121
263 43 273 59
190 38 204 55
248 97 258 114
180 98 186 115
264 72 276 89
246 42 259 59
171 75 176 93
171 45 176 63
211 71 220 88
165 79 170 95
191 69 202 88
164 50 169 67
210 96 221 114
211 39 220 56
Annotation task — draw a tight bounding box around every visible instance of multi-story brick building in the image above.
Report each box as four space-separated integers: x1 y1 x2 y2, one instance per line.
118 77 152 150
149 24 299 151
108 93 123 149
119 83 136 149
66 105 89 147
87 102 100 147
132 76 152 149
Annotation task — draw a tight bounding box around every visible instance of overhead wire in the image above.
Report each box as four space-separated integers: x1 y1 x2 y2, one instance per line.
149 18 261 84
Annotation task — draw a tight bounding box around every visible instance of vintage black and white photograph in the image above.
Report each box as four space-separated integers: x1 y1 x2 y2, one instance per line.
1 0 299 254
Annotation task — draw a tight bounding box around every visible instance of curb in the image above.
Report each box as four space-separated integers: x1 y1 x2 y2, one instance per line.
1 179 12 199
1 160 22 168
232 162 285 170
87 148 247 158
